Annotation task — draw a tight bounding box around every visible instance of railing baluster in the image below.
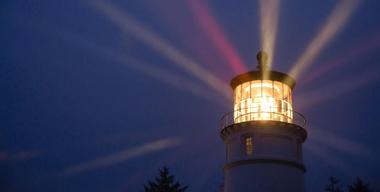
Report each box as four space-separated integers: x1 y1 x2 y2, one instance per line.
221 107 306 129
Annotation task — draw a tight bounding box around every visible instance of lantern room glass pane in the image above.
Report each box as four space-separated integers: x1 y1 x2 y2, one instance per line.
234 84 241 109
234 84 241 122
238 82 250 122
250 80 262 98
273 81 283 121
233 80 293 123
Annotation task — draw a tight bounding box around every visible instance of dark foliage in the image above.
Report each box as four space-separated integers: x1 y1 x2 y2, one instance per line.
325 177 375 192
325 177 344 192
144 166 188 192
348 178 372 192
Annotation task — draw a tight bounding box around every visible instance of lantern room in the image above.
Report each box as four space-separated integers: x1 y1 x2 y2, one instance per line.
230 51 296 124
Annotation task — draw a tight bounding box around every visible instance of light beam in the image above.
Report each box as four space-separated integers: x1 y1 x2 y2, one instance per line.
89 0 232 100
305 140 351 173
259 0 279 69
186 0 246 74
309 127 374 157
61 31 227 106
297 66 380 110
289 0 359 79
62 138 182 176
302 30 380 85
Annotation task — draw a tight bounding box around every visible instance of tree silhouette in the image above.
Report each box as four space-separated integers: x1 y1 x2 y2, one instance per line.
144 166 188 192
347 178 372 192
325 177 344 192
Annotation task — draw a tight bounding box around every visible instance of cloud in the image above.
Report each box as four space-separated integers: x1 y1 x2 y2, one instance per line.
62 137 183 176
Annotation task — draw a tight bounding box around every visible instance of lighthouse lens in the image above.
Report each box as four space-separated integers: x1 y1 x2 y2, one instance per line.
233 80 293 123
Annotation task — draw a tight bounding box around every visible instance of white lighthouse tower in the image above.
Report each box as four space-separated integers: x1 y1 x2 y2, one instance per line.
220 51 307 192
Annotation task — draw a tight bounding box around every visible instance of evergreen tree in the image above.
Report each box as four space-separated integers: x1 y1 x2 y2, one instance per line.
144 166 188 192
348 178 372 192
325 177 344 192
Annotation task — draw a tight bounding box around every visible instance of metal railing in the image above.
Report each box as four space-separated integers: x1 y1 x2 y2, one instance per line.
220 107 306 129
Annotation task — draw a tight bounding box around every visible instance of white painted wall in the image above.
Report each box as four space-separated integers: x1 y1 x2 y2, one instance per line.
225 163 305 192
223 124 306 192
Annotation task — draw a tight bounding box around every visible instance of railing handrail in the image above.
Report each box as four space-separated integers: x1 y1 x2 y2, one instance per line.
220 107 306 129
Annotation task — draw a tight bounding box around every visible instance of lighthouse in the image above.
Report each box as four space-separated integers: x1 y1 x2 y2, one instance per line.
220 51 307 192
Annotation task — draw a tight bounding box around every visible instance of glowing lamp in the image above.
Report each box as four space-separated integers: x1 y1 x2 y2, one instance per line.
230 51 296 124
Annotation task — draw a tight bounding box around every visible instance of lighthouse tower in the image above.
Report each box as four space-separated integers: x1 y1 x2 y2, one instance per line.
220 51 307 192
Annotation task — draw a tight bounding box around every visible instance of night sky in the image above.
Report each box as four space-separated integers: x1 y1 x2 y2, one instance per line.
2 0 380 191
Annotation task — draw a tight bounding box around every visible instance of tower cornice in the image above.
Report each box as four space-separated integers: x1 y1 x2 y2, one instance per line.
220 121 307 142
224 158 306 172
230 70 296 90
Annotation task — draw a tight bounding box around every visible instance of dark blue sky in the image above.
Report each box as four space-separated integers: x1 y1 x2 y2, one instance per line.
2 0 380 191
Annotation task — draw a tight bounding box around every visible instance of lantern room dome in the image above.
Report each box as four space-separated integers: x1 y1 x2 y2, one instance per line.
230 70 296 90
220 51 305 129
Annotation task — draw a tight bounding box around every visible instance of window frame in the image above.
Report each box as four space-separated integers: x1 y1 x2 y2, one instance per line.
243 135 254 156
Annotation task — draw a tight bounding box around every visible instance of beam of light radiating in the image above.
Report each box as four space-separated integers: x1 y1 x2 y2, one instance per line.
0 150 40 162
309 127 374 157
186 0 246 74
89 0 231 101
298 66 380 111
144 1 232 81
259 0 279 69
62 138 182 176
305 140 351 173
125 59 229 106
61 31 228 107
159 135 222 191
128 58 230 106
306 139 373 178
289 0 359 79
302 30 380 86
